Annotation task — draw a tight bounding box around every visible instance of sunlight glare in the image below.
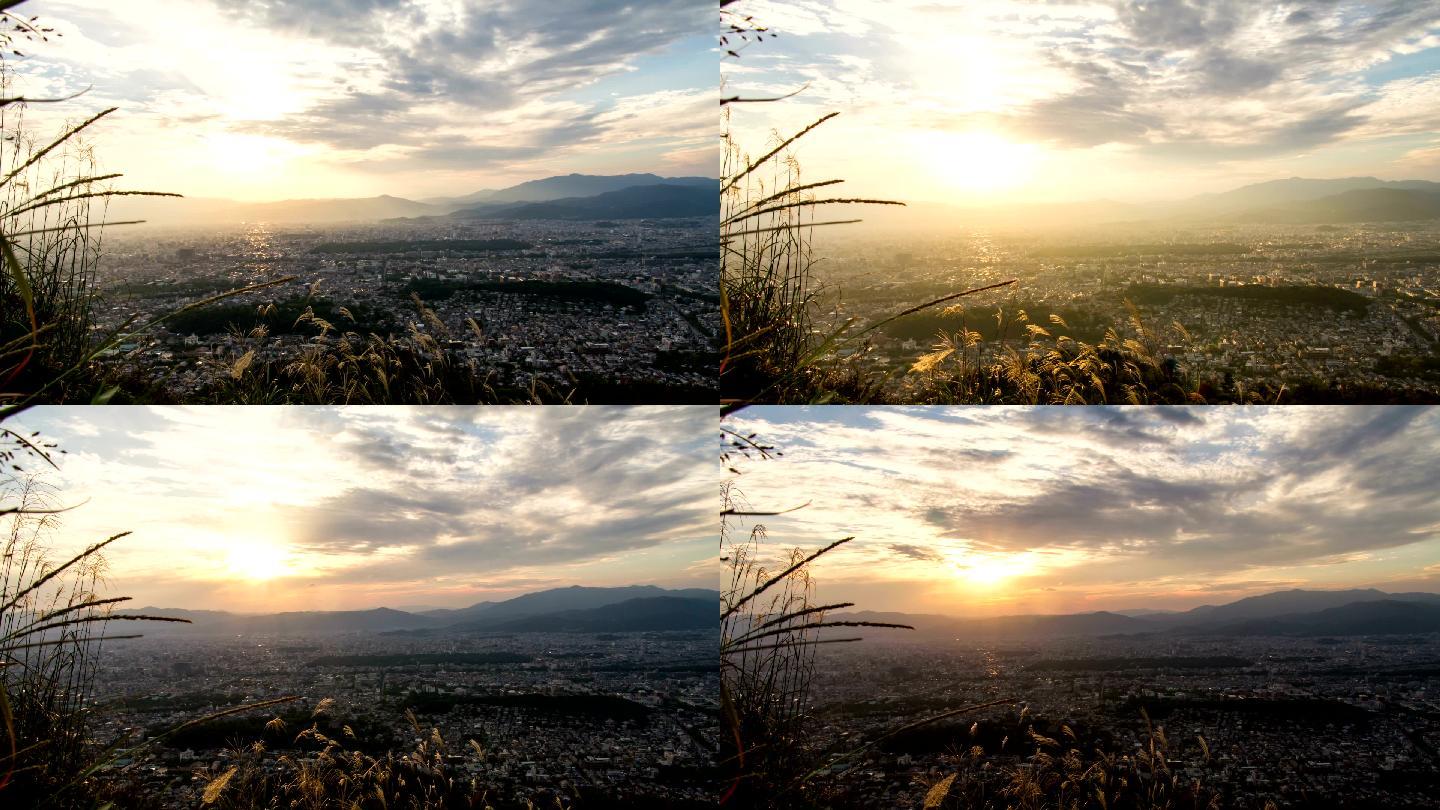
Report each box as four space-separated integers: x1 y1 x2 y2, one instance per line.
958 553 1031 589
223 541 293 582
916 130 1040 194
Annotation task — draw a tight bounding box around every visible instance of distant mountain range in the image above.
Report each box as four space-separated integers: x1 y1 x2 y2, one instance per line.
837 175 1440 231
443 183 718 222
834 588 1440 641
134 585 718 637
107 173 719 226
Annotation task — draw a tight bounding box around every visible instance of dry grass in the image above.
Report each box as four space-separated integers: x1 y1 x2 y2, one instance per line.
904 303 1201 404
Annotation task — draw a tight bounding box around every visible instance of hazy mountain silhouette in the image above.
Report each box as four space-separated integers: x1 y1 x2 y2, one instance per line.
1160 588 1440 625
134 585 717 636
451 184 718 221
108 194 446 226
1237 188 1440 223
1183 176 1440 211
834 609 1151 639
420 585 715 623
473 596 714 633
1189 600 1440 637
481 173 714 204
106 173 718 226
136 606 443 635
833 588 1440 640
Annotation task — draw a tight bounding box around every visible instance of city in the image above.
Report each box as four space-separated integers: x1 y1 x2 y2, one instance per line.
805 621 1440 808
810 221 1440 403
87 620 717 808
92 213 717 403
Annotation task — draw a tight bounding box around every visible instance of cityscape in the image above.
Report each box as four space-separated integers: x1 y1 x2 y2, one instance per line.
815 217 1440 403
93 189 718 403
805 603 1440 808
1 405 716 809
87 593 718 809
721 406 1440 809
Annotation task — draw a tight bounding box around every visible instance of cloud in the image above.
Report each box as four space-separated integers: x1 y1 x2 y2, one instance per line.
737 0 1440 166
728 406 1440 612
5 406 713 611
220 0 709 157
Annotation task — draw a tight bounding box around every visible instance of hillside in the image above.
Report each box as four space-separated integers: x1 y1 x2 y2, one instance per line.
131 585 718 637
453 183 718 221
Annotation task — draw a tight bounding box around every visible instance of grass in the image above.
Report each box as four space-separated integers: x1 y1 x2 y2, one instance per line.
193 704 543 810
720 416 1231 809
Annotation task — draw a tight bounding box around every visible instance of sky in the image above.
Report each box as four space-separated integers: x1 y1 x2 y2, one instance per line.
1 406 713 613
722 0 1440 205
6 0 715 201
724 406 1440 617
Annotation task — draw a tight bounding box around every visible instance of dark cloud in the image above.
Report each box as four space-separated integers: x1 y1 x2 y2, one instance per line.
915 407 1440 575
889 543 945 563
275 406 711 581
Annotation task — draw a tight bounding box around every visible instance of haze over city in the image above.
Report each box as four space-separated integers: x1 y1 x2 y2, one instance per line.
724 0 1440 205
9 405 713 612
728 406 1440 616
10 0 713 201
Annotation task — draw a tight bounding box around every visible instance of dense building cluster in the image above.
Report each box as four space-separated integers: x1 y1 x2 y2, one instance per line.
91 218 718 400
804 633 1440 808
88 631 718 808
816 222 1440 400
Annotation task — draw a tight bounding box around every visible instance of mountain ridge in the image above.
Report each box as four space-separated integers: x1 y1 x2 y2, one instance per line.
105 173 721 226
132 585 718 636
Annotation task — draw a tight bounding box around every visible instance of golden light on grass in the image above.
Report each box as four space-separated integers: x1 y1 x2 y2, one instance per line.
912 130 1040 194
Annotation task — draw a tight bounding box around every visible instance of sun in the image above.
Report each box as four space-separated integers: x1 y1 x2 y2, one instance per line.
958 553 1031 589
915 130 1040 194
223 541 292 581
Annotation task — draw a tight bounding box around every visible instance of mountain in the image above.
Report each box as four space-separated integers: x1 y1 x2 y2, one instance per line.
106 173 718 226
1187 176 1437 209
1241 188 1440 223
447 585 715 624
128 586 718 637
135 606 441 635
1160 588 1440 626
418 189 497 208
830 589 1440 641
1194 600 1440 637
452 184 718 221
832 609 1151 640
109 194 445 226
483 173 715 204
484 596 714 633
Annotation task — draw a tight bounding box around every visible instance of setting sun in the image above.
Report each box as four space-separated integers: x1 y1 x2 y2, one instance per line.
957 553 1031 588
223 540 293 581
912 130 1040 194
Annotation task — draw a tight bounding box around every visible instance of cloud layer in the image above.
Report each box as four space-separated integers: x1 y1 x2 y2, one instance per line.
12 0 714 199
4 406 713 612
727 0 1440 201
727 406 1440 615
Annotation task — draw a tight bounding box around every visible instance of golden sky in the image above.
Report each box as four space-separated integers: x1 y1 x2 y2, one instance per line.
723 0 1440 205
3 406 713 613
725 406 1440 616
9 0 714 201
